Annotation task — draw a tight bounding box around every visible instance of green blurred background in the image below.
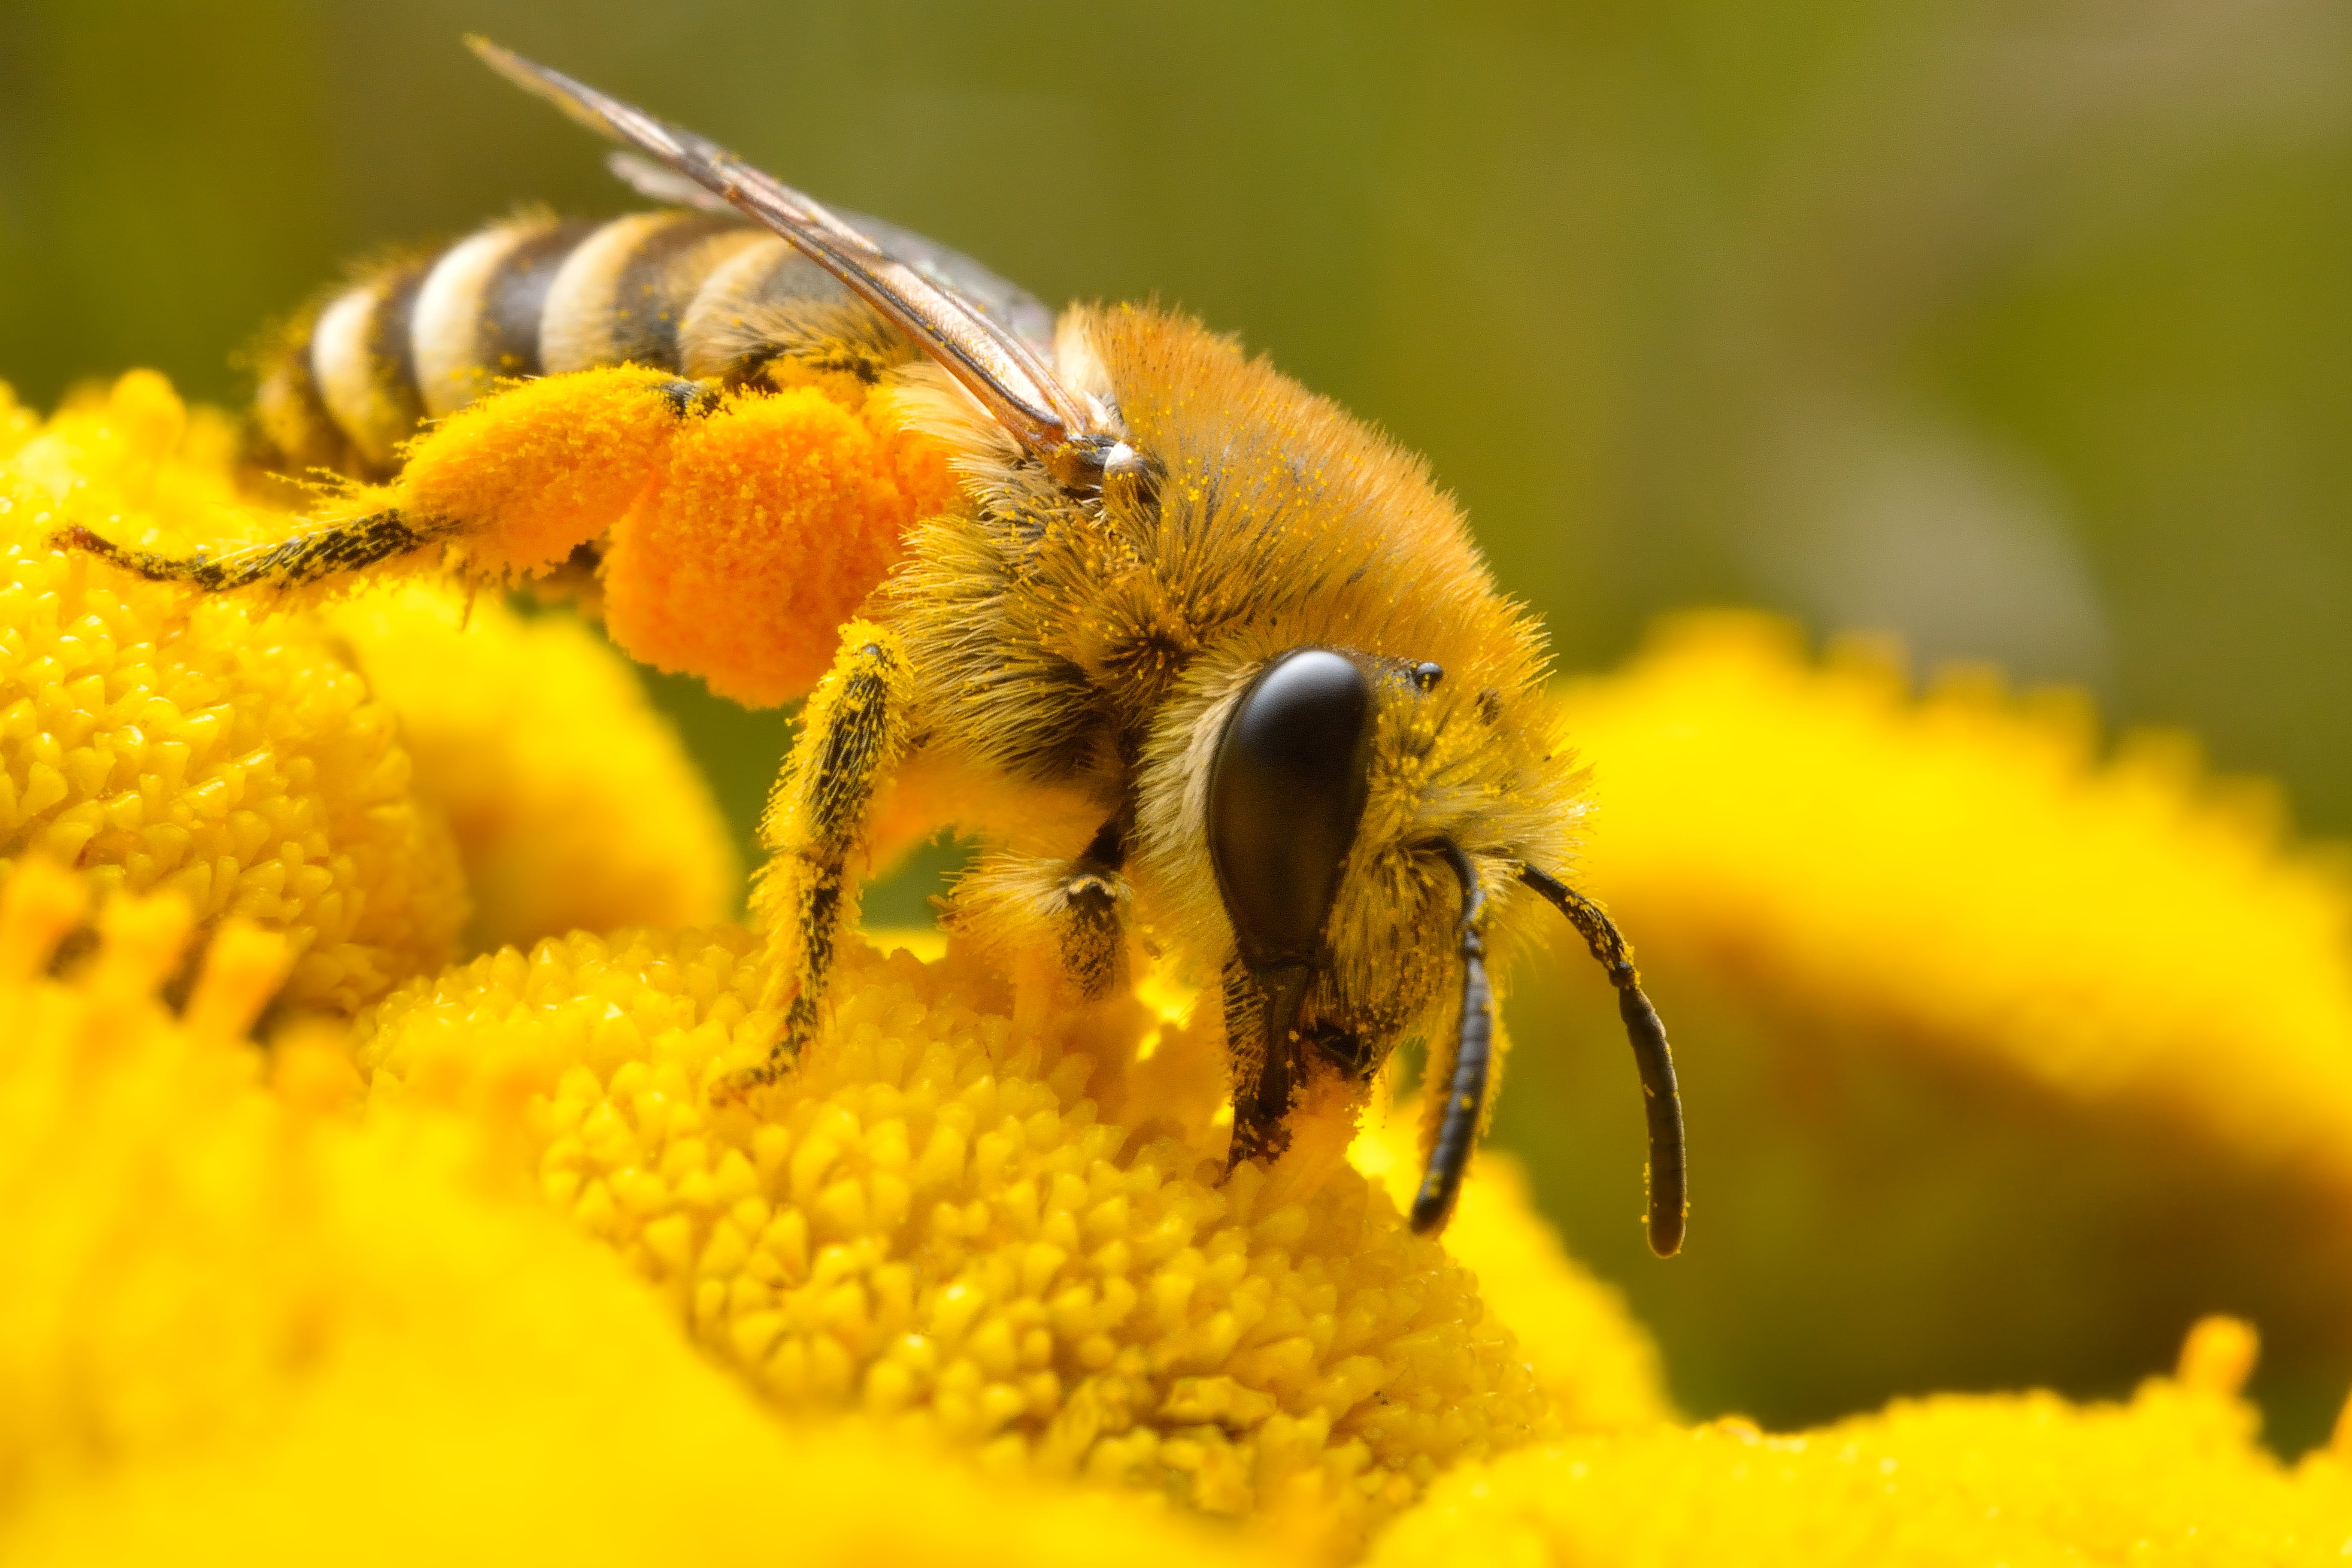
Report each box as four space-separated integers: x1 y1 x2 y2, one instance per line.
8 0 2351 1441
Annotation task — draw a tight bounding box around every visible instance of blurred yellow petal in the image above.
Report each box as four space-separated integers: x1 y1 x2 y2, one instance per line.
1504 611 2352 1436
324 585 740 951
358 929 1560 1554
0 374 467 1012
1370 1318 2352 1568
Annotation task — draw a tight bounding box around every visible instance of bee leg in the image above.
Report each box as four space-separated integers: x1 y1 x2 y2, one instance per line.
1056 818 1128 1000
56 512 442 591
743 622 914 1083
1224 960 1305 1168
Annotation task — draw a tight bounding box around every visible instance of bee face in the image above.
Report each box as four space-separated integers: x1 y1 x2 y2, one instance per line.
1146 633 1583 1088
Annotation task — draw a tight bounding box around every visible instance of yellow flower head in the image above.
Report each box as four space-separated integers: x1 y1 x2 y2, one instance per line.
1570 613 2352 1161
1372 1317 2352 1567
324 585 739 952
0 374 466 1010
0 860 1268 1567
0 374 739 1011
1515 611 2352 1429
355 923 1669 1552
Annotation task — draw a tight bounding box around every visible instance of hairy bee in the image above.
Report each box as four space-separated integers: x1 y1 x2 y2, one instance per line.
63 39 1685 1247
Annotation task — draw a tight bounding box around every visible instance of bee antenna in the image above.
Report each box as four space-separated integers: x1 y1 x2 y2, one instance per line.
1519 864 1687 1257
1409 840 1495 1234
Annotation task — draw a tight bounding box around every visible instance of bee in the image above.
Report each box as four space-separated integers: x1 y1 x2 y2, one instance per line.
61 39 1685 1247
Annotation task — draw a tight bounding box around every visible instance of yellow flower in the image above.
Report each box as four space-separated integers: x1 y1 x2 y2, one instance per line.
1508 611 2352 1432
0 374 466 1010
355 922 1640 1554
1370 1318 2352 1567
1350 1110 1670 1432
323 586 740 951
12 368 2352 1568
0 374 738 1011
0 861 1263 1566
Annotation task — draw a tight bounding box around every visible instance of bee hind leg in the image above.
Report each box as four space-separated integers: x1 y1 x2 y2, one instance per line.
56 511 440 592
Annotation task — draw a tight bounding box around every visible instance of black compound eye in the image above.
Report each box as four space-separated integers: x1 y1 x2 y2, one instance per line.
1207 648 1376 973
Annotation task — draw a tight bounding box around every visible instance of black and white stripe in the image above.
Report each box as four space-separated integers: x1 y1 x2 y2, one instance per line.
250 204 1053 482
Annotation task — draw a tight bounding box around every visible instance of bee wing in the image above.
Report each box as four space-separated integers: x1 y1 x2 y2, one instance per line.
474 39 1092 452
606 150 1055 352
604 150 734 214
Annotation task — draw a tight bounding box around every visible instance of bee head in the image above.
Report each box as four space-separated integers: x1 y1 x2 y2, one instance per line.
1148 640 1683 1251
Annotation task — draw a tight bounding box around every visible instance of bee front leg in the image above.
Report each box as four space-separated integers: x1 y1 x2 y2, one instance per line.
746 622 915 1079
1223 960 1301 1168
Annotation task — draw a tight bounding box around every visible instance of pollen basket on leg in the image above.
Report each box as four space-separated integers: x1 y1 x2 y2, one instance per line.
601 381 958 706
395 364 703 582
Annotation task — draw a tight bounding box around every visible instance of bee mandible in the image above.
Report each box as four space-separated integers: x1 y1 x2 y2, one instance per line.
61 39 1686 1247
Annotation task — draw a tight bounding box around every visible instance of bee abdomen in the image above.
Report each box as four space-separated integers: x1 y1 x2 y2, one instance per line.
536 210 762 378
410 214 599 418
249 208 860 481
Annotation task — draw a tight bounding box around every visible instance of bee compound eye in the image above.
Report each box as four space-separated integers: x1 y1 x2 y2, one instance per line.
1207 648 1376 973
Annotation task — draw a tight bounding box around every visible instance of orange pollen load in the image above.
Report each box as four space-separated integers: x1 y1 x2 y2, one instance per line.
601 382 957 707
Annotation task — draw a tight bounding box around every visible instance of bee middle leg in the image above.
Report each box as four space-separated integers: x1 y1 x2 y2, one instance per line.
940 817 1132 1001
1055 818 1129 1000
747 622 915 1079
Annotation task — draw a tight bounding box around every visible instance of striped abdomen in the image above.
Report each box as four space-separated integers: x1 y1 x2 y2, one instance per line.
251 208 882 480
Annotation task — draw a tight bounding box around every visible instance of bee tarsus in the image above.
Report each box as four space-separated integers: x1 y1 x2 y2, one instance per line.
56 510 438 591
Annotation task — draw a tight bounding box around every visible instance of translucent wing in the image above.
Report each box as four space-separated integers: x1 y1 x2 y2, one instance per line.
474 39 1093 453
604 150 733 214
606 150 1056 352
